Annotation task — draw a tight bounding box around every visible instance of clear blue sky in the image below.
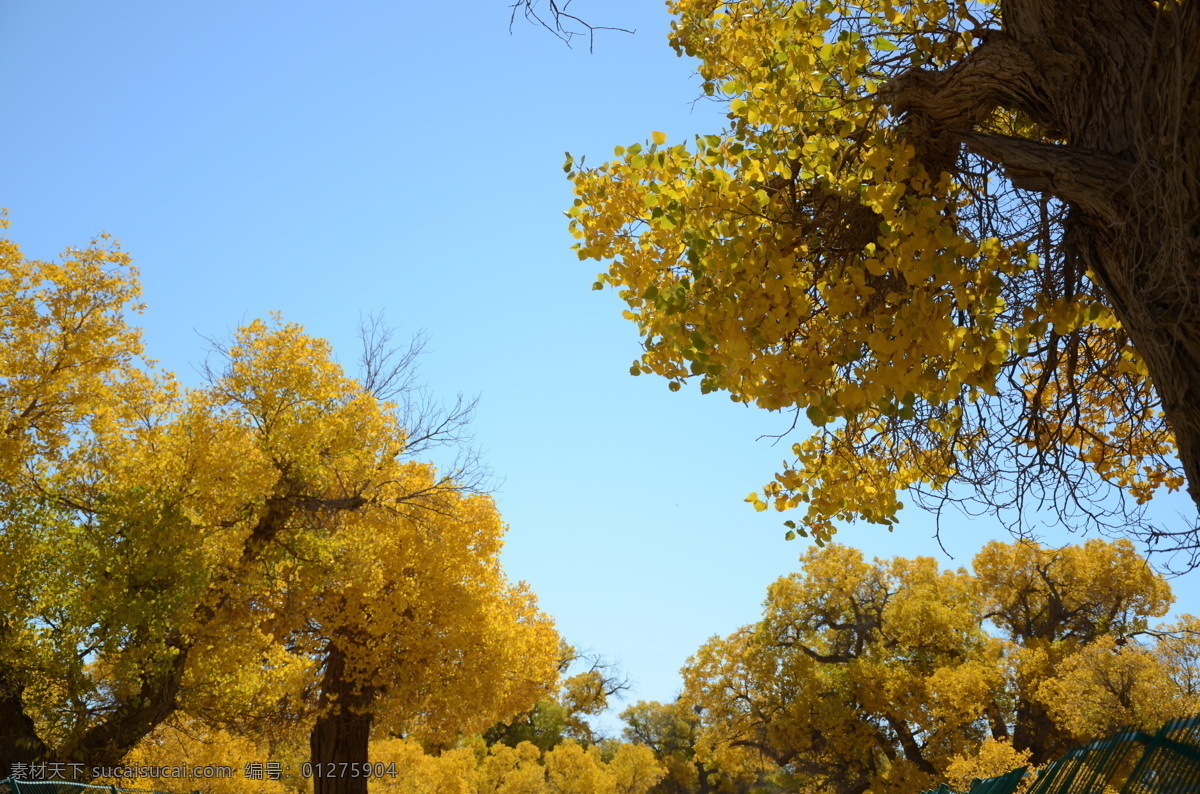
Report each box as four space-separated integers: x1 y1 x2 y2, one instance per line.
4 0 1198 736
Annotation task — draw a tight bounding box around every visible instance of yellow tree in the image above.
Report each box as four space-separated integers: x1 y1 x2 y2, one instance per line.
568 0 1200 553
485 642 632 752
684 544 992 793
621 699 765 794
971 537 1173 758
680 539 1181 793
195 318 560 794
0 222 559 784
102 717 290 794
1 218 183 774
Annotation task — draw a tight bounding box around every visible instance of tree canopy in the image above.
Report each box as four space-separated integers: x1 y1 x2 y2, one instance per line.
0 219 560 786
675 539 1199 794
567 0 1200 556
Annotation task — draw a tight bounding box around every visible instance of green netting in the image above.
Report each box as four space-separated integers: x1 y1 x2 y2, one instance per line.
920 766 1028 794
919 714 1200 794
1119 715 1200 794
1026 728 1153 794
970 766 1030 794
2 780 203 794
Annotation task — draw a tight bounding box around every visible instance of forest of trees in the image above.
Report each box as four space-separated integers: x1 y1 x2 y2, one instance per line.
4 0 1200 791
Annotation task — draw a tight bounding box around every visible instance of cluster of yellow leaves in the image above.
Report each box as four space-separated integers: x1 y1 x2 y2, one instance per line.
973 537 1173 644
371 739 665 794
100 717 291 794
0 216 148 481
567 0 1180 541
280 479 561 741
944 739 1033 794
1035 637 1182 738
679 538 1200 793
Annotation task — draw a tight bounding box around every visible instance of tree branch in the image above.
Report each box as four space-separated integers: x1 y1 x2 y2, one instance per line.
953 130 1135 222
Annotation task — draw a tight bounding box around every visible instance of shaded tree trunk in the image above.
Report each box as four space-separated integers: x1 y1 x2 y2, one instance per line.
0 682 49 779
0 646 187 779
1012 694 1067 766
310 642 380 794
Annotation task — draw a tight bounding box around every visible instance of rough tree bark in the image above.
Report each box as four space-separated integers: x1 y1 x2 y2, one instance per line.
884 0 1200 518
309 640 380 794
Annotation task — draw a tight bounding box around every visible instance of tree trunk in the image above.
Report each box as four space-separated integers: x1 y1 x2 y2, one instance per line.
885 0 1200 524
0 683 49 779
1011 694 1066 766
310 642 379 794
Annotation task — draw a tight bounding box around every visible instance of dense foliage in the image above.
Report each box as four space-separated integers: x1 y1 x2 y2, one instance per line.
668 539 1197 793
568 0 1200 552
0 220 560 790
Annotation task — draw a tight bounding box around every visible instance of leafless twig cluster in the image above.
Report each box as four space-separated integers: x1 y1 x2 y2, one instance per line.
508 0 633 52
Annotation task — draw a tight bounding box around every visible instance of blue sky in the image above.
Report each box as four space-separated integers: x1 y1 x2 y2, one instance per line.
4 0 1198 736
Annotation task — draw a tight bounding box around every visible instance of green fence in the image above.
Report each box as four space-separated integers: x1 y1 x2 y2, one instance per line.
1 781 202 794
921 715 1200 794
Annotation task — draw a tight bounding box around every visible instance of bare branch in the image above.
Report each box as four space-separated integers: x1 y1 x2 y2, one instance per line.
356 314 495 498
357 312 424 404
508 0 634 52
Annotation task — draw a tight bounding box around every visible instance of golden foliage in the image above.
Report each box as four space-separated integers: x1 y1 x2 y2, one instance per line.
0 221 559 768
680 538 1187 791
567 0 1182 543
370 739 665 794
944 739 1033 794
103 717 290 794
1036 637 1195 737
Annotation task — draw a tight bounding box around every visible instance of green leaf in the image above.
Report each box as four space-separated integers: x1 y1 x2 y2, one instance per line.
873 36 899 51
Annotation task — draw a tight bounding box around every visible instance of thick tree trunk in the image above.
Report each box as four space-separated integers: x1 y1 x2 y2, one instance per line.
1011 694 1068 766
0 683 50 779
310 642 379 794
885 0 1200 524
